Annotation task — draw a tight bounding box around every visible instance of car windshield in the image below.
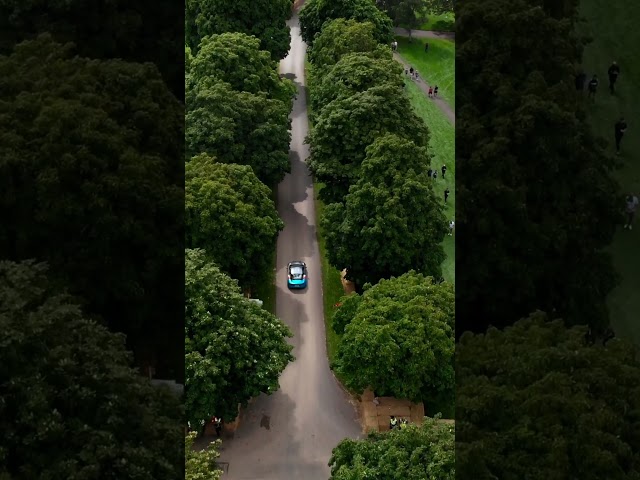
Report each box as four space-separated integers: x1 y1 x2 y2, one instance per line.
290 266 304 279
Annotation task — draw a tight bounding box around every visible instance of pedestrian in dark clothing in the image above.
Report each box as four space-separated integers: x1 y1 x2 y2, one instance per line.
424 42 429 53
213 417 222 437
433 86 438 97
588 75 598 100
575 72 586 91
444 188 450 202
432 170 437 180
608 61 620 94
441 164 447 179
615 117 627 154
409 67 414 76
427 168 433 178
389 416 399 430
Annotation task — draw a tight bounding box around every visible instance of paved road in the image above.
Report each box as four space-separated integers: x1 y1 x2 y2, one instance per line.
216 12 361 480
393 27 455 40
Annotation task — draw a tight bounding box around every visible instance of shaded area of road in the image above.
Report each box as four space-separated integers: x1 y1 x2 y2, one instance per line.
215 12 361 480
394 27 455 40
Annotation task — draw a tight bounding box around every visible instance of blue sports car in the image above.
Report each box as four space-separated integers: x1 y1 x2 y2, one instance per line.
287 261 308 289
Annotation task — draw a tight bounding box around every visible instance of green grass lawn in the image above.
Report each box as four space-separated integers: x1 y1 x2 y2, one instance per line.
404 79 455 283
579 0 640 347
417 11 455 32
395 37 455 110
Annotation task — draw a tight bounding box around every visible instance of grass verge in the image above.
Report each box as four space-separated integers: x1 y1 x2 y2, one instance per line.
579 0 640 346
404 79 455 283
396 37 455 110
417 11 454 32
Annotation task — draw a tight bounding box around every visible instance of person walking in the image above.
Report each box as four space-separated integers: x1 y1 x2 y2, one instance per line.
614 117 627 155
441 164 447 179
448 220 455 236
433 85 439 97
213 416 222 437
432 170 437 180
409 66 414 76
587 74 599 100
424 42 429 53
624 194 639 230
389 416 399 430
608 61 620 94
444 188 450 203
428 86 433 97
400 418 409 430
427 167 433 178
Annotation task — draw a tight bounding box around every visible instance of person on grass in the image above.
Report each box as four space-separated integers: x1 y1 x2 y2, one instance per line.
614 117 627 155
588 74 599 100
624 194 639 230
608 61 620 94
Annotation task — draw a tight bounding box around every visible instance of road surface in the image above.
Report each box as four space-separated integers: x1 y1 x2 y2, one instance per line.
216 12 362 480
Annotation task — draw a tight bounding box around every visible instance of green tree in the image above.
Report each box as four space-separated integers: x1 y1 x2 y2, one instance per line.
0 260 184 479
185 0 292 60
455 0 621 336
299 0 394 47
377 0 426 31
322 134 447 285
185 249 294 426
307 19 381 69
334 271 454 404
329 417 455 479
308 84 429 203
186 80 291 186
456 312 640 479
0 35 185 377
310 51 403 117
185 433 222 480
0 0 185 100
185 154 284 288
422 0 454 15
189 32 295 104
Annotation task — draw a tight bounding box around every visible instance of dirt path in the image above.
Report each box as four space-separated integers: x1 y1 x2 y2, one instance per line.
392 52 455 125
393 28 455 40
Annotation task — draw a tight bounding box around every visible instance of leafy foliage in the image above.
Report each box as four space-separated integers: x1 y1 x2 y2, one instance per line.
299 0 394 47
185 249 294 425
329 416 455 479
322 134 447 286
0 0 185 100
186 0 292 60
334 271 454 403
0 260 184 479
185 433 222 480
185 80 291 186
307 19 381 69
456 312 640 479
455 0 621 336
185 154 284 288
0 35 185 375
189 32 295 104
310 51 403 117
308 84 430 203
377 0 427 30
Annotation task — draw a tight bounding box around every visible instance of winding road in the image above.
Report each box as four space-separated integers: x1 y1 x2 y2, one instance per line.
216 12 361 480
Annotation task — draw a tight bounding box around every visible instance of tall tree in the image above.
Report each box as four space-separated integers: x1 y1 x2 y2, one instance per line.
0 0 185 100
377 0 426 32
186 80 291 186
321 134 447 287
0 35 185 378
455 0 621 336
308 84 429 203
309 51 403 117
307 19 381 69
189 32 295 105
299 0 394 47
457 312 640 479
185 249 294 426
185 0 292 60
329 417 455 479
334 271 454 403
185 154 284 288
0 260 184 479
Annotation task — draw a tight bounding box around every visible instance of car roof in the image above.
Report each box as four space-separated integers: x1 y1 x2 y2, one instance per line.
288 261 306 267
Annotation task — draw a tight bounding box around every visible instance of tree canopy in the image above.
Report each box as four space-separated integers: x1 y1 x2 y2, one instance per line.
456 312 640 479
0 0 184 100
185 80 291 186
455 0 621 336
185 433 222 480
189 32 295 104
321 134 447 286
185 249 294 425
334 271 454 404
0 260 184 479
307 19 381 69
329 417 455 479
186 0 292 60
299 0 394 47
309 51 403 117
0 35 185 377
308 84 430 203
377 0 427 30
185 154 284 288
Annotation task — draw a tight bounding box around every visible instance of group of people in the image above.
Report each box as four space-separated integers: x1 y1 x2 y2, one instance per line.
427 164 447 180
389 416 409 430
